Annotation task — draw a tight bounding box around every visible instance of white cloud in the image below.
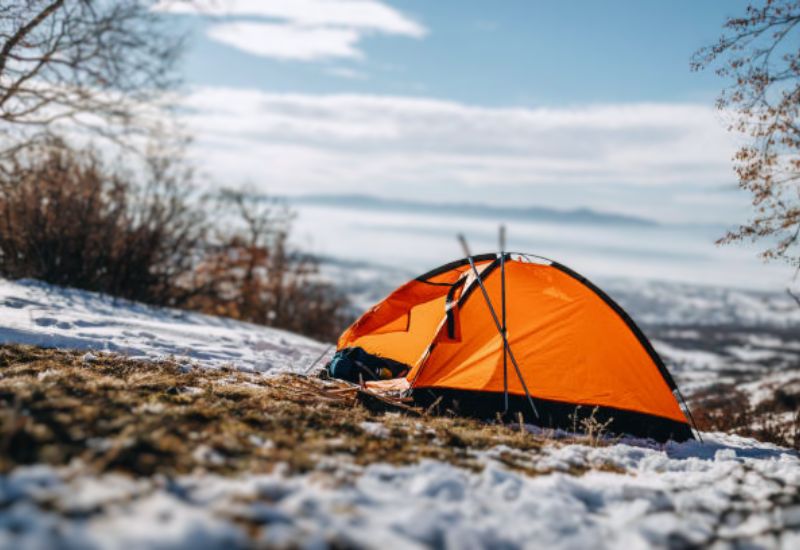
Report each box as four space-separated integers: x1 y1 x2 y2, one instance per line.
325 66 369 80
181 87 737 198
154 0 426 61
207 22 363 60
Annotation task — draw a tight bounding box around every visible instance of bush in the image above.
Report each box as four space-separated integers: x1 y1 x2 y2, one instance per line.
0 145 351 342
691 383 800 450
186 191 352 341
0 144 205 306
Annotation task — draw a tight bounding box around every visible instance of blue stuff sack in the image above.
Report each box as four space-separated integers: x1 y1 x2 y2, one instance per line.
327 347 410 383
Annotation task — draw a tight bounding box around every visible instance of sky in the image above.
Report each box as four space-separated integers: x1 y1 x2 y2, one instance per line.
151 0 796 289
175 0 744 105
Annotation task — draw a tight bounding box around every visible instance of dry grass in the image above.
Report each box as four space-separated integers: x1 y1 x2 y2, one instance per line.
692 383 800 450
0 345 614 479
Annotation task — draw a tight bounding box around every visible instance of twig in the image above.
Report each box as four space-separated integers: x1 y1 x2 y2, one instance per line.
424 396 443 416
787 287 800 309
356 388 422 416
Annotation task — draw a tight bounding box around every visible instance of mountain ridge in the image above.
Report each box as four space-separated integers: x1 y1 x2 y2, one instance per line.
288 193 659 227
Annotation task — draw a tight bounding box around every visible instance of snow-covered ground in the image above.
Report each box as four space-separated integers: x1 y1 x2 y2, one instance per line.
0 279 329 374
1 277 799 548
601 278 800 328
2 433 798 548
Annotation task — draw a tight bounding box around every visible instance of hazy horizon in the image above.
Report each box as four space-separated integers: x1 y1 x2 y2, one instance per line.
289 200 794 291
151 0 796 291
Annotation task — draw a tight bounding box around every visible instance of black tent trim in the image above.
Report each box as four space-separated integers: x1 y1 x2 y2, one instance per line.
416 253 498 283
410 387 694 443
445 277 466 339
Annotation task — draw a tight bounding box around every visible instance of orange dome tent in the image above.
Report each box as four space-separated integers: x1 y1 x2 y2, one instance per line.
337 250 697 443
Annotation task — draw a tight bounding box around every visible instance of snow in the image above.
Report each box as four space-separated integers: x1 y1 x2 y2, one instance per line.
652 341 726 371
0 278 330 374
1 277 800 548
739 371 800 407
360 421 391 439
1 433 798 549
601 278 800 329
746 334 800 351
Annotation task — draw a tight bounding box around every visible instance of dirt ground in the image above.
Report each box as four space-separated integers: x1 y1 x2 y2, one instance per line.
0 345 622 479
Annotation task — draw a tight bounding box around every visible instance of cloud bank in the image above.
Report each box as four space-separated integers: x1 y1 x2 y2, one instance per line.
181 87 737 198
154 0 426 61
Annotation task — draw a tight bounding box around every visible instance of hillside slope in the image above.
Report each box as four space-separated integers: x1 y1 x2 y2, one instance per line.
0 278 799 548
0 279 328 374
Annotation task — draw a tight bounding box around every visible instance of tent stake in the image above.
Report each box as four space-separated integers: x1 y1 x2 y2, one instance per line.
499 225 509 413
303 344 334 375
457 234 539 419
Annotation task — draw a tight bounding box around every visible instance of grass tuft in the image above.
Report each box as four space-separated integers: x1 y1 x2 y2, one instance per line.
0 345 618 478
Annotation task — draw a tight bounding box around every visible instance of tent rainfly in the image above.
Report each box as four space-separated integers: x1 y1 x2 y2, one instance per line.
334 241 698 443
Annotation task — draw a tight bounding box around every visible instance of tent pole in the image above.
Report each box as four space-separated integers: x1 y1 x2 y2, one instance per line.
457 234 539 419
676 388 704 443
499 225 509 414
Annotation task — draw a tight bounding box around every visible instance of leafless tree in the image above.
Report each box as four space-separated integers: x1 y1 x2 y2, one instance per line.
692 1 800 270
0 1 185 158
187 190 352 342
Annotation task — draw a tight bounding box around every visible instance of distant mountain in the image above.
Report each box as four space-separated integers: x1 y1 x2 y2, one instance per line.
289 194 658 227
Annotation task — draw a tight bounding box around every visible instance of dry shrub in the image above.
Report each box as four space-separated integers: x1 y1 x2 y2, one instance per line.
0 145 350 341
692 383 800 450
187 191 351 341
0 143 205 306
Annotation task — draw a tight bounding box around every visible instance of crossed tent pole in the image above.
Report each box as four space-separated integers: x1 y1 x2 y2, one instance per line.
457 231 540 420
458 231 704 442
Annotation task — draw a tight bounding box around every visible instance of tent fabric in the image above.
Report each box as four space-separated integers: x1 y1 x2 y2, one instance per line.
338 257 496 368
337 253 693 442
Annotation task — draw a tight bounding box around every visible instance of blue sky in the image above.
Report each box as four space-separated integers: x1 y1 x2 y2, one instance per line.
148 1 798 289
154 0 750 223
177 0 748 106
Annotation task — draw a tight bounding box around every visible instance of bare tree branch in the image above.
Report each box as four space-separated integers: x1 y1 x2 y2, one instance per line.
694 1 800 268
0 1 187 158
787 287 800 308
0 0 63 78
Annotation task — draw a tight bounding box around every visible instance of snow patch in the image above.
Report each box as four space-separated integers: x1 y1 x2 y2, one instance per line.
360 421 390 439
0 278 330 374
0 434 797 549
